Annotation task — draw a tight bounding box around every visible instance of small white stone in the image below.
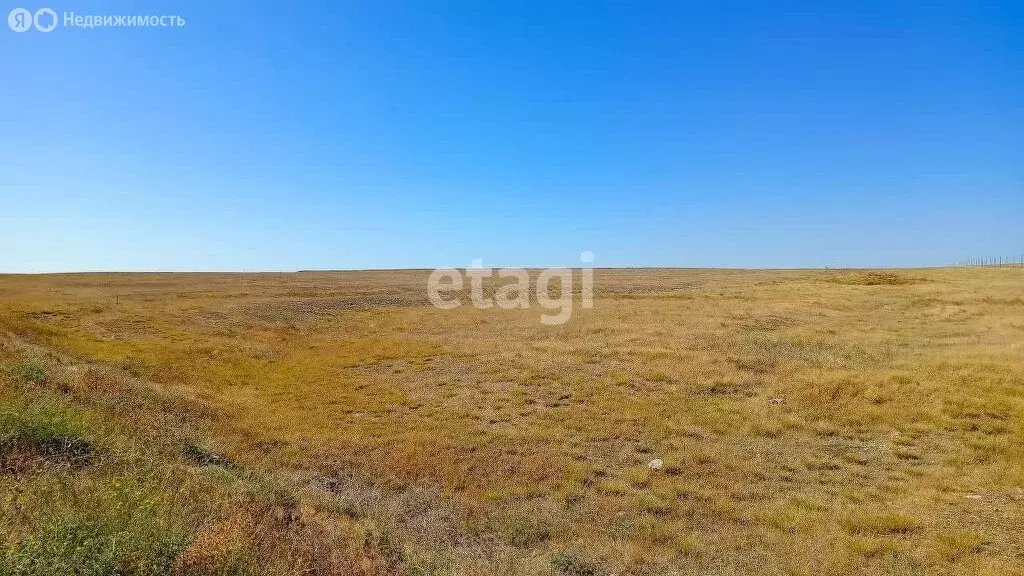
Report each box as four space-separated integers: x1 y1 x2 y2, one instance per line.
648 458 663 470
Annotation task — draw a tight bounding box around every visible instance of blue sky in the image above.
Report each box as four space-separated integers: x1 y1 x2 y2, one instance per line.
1 1 1020 271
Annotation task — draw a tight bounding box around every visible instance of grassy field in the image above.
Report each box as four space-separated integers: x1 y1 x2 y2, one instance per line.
0 267 1021 575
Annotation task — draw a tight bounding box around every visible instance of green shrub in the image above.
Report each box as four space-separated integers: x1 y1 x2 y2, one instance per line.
490 508 550 548
551 550 602 576
15 360 46 384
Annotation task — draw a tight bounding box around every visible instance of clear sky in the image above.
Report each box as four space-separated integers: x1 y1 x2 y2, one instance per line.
1 1 1020 271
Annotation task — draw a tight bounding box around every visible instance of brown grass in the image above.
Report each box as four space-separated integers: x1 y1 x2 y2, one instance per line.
0 267 1022 575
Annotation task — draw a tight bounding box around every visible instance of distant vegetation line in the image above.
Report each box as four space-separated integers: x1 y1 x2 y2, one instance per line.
953 255 1024 267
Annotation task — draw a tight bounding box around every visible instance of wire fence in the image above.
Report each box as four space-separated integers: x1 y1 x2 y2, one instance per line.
954 255 1024 267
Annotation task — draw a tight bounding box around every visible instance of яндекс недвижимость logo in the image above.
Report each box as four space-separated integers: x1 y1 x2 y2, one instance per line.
8 7 57 32
8 8 185 32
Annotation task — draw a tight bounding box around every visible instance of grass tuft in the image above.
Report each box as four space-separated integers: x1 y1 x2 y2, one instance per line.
842 512 921 536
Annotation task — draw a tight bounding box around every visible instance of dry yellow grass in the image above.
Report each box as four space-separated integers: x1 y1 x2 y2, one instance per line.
1 267 1022 575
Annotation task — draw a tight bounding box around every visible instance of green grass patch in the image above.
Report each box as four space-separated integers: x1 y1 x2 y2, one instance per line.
0 472 197 576
14 360 46 384
0 394 95 471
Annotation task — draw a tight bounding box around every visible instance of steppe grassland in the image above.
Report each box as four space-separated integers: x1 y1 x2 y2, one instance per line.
0 267 1021 575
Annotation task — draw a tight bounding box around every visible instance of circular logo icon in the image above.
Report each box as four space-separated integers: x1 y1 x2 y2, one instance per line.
8 7 32 32
33 8 57 32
